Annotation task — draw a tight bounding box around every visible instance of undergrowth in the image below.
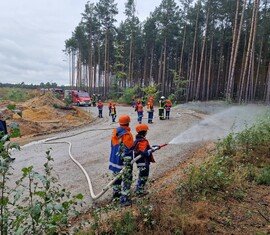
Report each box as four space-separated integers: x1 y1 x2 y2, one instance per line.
77 113 270 234
178 114 270 202
0 132 83 234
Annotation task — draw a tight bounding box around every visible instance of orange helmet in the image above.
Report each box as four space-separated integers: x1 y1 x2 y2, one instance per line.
136 124 149 133
119 115 131 125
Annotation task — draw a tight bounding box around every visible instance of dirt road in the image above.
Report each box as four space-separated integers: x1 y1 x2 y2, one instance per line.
10 102 268 206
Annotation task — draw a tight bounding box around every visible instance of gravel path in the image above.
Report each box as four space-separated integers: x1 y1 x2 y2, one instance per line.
10 102 268 207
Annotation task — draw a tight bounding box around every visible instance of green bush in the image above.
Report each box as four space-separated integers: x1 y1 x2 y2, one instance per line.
4 89 28 102
178 155 233 202
7 104 16 110
0 136 83 234
10 127 21 138
236 116 270 156
177 114 270 203
118 85 141 104
256 166 270 185
111 211 136 235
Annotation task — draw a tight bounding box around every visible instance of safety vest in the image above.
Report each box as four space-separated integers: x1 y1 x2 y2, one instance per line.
109 126 134 172
136 103 143 112
111 106 116 115
159 100 165 108
133 135 155 166
147 101 154 112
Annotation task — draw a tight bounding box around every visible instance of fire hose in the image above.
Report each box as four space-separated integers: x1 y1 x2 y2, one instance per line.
44 130 168 200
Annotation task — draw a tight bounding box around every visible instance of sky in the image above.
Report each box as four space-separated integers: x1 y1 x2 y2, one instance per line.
0 0 162 86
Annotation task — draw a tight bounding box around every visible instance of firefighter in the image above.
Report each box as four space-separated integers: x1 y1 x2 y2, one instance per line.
135 100 144 124
0 112 8 135
111 103 117 122
133 124 159 196
146 97 154 124
0 112 15 161
158 96 166 120
164 99 172 119
97 100 103 118
109 115 134 206
108 101 112 116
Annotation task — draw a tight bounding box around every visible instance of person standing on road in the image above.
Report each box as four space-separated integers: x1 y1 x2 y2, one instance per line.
108 101 112 116
158 96 166 120
133 124 158 196
97 100 103 118
147 97 154 124
0 112 8 135
0 112 15 161
164 99 172 119
109 115 134 206
111 103 117 122
135 100 144 124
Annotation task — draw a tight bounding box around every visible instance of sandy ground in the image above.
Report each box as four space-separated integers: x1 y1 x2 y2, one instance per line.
9 101 269 209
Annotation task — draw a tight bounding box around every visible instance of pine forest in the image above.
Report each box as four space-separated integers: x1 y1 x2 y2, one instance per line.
64 0 270 104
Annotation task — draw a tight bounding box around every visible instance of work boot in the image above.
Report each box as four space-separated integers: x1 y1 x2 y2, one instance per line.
7 157 15 162
135 190 149 197
120 200 132 207
110 191 121 202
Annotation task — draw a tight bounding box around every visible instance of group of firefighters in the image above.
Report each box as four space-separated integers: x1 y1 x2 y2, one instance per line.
96 96 172 125
1 95 172 207
106 95 172 206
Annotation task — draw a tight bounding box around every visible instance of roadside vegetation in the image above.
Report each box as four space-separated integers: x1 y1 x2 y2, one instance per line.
0 87 37 102
76 113 270 234
0 133 83 235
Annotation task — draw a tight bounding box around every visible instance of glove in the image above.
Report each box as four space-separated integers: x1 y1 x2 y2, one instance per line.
151 145 160 152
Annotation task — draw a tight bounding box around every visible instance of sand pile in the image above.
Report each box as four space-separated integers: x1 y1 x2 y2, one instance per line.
5 92 93 138
23 92 65 108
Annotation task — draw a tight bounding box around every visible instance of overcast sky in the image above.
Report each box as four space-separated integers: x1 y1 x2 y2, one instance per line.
0 0 162 86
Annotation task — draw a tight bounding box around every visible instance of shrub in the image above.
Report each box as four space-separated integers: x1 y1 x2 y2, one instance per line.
256 166 270 185
6 104 16 110
5 89 28 102
111 211 136 235
0 137 83 234
178 155 233 202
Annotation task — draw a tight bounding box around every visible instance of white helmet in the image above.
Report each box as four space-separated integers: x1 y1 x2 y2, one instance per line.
161 96 165 99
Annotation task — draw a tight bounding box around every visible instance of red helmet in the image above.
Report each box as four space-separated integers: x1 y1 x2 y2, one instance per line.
119 115 131 125
136 124 149 133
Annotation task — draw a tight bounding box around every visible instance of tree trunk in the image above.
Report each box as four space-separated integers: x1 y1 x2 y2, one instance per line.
207 36 213 101
196 8 209 100
128 34 134 86
186 5 199 102
239 0 256 103
254 40 263 99
227 0 247 101
149 45 154 85
158 46 164 88
226 0 240 98
265 62 270 105
162 38 167 95
245 0 259 102
179 25 186 78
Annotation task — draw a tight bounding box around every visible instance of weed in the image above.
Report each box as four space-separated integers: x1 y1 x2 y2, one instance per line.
178 155 232 202
256 166 270 185
0 132 20 235
0 136 83 234
6 104 16 110
137 199 155 228
10 127 21 138
216 133 236 157
112 210 136 235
